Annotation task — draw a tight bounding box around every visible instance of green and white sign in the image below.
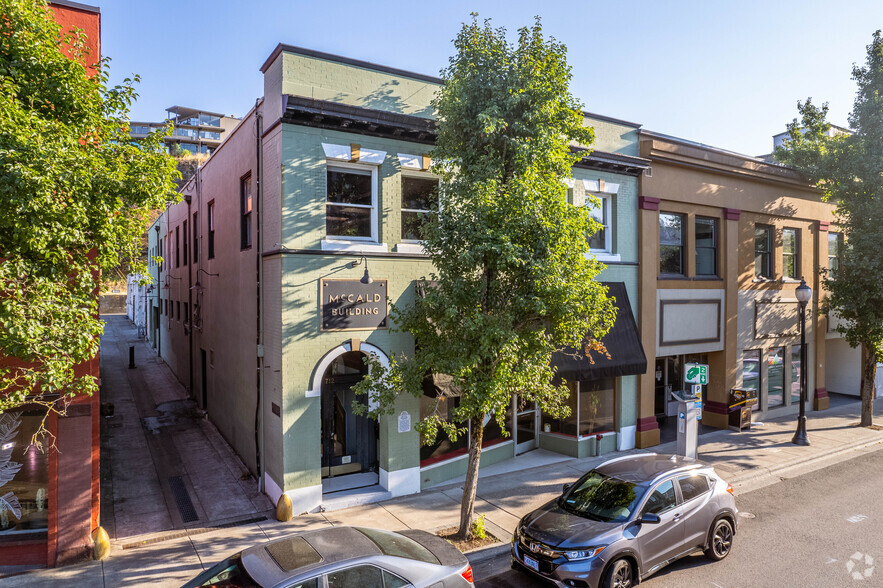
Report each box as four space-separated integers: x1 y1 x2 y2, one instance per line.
684 363 709 385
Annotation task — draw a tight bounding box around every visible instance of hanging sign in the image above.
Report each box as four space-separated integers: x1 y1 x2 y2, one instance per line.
321 279 388 331
684 363 709 385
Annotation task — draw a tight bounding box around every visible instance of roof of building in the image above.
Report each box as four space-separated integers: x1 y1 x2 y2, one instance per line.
49 0 100 13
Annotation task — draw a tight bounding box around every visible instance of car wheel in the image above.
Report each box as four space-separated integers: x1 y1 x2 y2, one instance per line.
602 558 635 588
705 518 734 561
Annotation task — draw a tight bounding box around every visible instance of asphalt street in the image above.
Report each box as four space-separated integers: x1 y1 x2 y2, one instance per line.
474 446 883 587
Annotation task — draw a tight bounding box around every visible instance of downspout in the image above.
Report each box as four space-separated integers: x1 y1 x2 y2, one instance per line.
254 100 265 492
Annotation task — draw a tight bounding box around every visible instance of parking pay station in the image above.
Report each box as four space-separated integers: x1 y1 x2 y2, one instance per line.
676 363 707 459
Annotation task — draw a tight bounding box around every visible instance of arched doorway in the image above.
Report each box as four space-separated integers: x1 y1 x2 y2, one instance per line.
320 350 378 493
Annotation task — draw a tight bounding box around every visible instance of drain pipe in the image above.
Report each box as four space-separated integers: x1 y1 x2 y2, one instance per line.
254 99 265 493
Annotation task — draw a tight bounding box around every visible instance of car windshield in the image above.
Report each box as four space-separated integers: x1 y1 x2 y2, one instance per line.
560 471 644 522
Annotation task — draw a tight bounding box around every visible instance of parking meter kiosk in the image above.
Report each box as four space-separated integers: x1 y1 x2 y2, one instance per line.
673 386 702 459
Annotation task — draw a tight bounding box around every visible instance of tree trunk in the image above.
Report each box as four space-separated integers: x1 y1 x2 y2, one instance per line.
456 414 485 541
860 342 876 427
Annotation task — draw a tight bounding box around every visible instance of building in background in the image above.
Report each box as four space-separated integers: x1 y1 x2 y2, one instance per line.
130 106 240 156
146 45 649 515
0 0 102 568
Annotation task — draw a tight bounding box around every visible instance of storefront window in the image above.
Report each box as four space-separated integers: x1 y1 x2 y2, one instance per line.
791 345 802 405
542 382 579 436
579 378 615 435
0 409 49 540
742 350 760 410
419 394 467 464
768 347 785 408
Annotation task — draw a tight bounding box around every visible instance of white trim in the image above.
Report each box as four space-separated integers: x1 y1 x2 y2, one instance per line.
618 426 636 451
320 240 389 253
380 466 421 497
583 179 621 194
397 153 424 169
395 243 426 254
586 192 613 254
284 483 323 515
326 162 379 242
307 342 390 411
590 252 622 263
263 472 284 506
323 143 387 164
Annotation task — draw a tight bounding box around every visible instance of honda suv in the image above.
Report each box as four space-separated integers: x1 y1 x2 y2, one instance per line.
511 454 737 588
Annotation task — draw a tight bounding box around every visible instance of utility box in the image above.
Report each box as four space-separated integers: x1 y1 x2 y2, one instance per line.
728 387 757 432
672 390 700 459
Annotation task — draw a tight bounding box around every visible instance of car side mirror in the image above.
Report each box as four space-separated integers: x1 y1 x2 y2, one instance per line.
640 513 660 524
562 483 572 493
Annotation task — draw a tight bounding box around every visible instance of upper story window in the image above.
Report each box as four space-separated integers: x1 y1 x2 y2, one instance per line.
754 224 773 279
695 217 718 276
175 226 180 268
183 220 189 265
659 213 685 276
192 212 199 261
207 201 215 259
326 166 377 241
401 176 438 241
240 175 253 250
198 113 221 127
782 228 799 279
587 194 611 253
828 232 843 278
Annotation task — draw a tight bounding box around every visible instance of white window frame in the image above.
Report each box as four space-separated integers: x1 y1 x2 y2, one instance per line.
324 161 379 245
400 172 439 244
586 193 612 254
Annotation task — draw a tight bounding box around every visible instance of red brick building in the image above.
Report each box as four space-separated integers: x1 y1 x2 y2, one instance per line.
0 0 102 567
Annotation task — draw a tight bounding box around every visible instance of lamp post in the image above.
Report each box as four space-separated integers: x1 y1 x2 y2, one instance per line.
792 277 812 446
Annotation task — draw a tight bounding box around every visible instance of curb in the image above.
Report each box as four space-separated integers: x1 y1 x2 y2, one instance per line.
466 542 511 564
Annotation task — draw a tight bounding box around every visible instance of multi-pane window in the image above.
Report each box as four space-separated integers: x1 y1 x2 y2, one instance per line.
782 228 799 279
754 225 773 278
401 176 438 241
828 232 843 278
695 217 718 276
587 195 611 252
659 213 685 275
175 226 180 268
240 175 252 250
192 212 199 261
327 167 375 240
207 201 215 259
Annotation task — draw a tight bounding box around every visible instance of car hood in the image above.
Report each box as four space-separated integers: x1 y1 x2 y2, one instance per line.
522 499 622 549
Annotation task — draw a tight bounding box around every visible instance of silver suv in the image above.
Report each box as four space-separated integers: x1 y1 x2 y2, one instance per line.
511 454 737 588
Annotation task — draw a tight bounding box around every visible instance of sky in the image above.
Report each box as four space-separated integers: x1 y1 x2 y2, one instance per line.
96 0 883 157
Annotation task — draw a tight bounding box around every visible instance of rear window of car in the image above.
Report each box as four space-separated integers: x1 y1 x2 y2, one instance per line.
678 474 711 501
355 527 440 565
193 553 260 587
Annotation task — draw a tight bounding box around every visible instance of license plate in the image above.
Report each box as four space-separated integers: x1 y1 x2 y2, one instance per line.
523 555 539 571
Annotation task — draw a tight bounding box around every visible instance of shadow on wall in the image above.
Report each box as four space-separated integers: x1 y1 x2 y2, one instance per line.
100 294 127 314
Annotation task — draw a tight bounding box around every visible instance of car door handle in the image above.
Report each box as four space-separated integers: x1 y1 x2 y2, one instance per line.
673 513 681 522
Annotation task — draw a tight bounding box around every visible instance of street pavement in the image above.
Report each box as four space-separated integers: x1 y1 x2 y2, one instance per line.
1 315 881 586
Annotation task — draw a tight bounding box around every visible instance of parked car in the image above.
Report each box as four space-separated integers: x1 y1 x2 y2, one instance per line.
182 525 474 588
511 453 737 588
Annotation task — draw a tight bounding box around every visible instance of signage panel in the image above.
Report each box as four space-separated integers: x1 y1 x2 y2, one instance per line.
321 279 388 331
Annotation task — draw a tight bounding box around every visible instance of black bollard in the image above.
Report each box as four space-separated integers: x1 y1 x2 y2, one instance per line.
128 345 136 369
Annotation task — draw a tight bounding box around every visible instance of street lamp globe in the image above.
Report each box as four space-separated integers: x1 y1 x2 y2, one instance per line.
795 278 812 306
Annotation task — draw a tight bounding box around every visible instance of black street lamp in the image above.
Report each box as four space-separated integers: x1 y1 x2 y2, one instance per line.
792 277 812 446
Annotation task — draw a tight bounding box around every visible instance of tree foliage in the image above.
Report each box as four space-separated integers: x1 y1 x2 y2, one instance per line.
356 16 615 539
0 0 179 413
775 30 883 426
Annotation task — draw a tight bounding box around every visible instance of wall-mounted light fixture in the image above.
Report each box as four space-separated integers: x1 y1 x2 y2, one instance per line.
351 256 373 284
191 268 220 291
162 275 182 289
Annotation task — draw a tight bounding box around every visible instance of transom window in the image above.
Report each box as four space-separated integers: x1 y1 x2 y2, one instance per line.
401 176 438 241
695 217 718 276
659 213 685 276
587 194 611 252
326 167 376 241
783 228 799 279
754 225 773 278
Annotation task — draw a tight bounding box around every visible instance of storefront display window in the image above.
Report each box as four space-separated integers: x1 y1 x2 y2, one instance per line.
541 379 615 437
768 347 785 408
742 350 760 410
0 409 49 540
790 345 802 405
541 382 579 436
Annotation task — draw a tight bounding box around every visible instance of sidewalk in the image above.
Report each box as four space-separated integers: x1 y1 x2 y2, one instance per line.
3 386 881 586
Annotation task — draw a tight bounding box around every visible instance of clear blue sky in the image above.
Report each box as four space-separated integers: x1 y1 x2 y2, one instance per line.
99 0 883 157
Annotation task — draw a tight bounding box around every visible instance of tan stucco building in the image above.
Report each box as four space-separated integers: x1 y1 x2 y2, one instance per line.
633 130 851 448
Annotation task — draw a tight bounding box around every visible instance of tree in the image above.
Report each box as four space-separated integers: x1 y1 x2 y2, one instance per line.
775 31 883 427
356 16 615 540
0 0 179 418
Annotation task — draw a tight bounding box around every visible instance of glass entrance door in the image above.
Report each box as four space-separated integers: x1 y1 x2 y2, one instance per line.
320 351 378 485
516 401 538 455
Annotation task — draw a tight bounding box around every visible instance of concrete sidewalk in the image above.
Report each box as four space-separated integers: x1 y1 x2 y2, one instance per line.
3 391 881 586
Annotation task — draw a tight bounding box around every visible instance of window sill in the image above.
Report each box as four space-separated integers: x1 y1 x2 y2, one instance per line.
752 277 776 284
781 277 801 283
693 276 723 282
321 240 389 253
658 275 690 280
395 242 426 254
589 252 621 263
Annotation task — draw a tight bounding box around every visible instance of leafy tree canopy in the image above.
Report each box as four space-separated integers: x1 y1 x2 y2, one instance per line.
356 15 615 538
775 30 883 425
0 0 179 412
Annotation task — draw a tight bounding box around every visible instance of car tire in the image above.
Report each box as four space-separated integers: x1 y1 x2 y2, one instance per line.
704 518 734 561
602 558 635 588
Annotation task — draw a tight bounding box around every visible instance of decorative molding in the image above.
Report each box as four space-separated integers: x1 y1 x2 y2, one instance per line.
815 387 828 398
636 416 659 432
639 196 660 211
617 425 637 451
659 299 722 347
724 208 741 221
754 299 800 339
704 400 729 415
818 221 830 232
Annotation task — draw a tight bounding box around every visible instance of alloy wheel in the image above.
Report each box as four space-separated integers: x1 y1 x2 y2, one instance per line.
612 560 633 588
713 521 733 558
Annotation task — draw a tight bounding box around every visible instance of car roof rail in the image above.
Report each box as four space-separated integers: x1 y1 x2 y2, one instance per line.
597 452 657 468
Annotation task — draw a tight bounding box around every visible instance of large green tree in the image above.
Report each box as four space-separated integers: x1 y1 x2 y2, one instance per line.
356 16 615 540
0 0 179 416
775 31 883 427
